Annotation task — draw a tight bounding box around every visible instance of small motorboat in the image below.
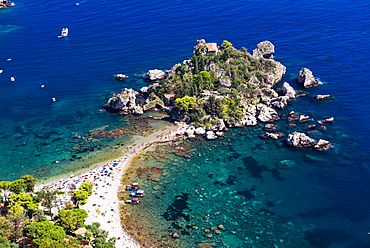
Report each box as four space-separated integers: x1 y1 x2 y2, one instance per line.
130 190 145 197
125 182 139 191
125 198 140 204
58 28 68 38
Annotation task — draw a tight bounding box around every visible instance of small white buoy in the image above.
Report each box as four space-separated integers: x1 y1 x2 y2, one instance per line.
76 2 79 5
52 97 56 102
6 58 11 61
10 76 16 82
0 70 3 73
41 84 45 88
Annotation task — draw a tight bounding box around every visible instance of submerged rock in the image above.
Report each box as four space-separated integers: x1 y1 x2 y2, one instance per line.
260 132 283 140
276 160 297 170
297 68 323 88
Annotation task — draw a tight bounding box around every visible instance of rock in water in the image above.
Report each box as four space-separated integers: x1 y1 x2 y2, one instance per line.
253 40 275 59
106 88 138 114
297 68 323 88
286 131 317 147
204 131 217 140
315 94 335 100
146 69 165 81
276 160 297 170
314 139 333 151
282 82 297 99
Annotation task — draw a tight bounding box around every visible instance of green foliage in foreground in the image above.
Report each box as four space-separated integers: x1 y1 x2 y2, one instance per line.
73 182 93 205
56 209 88 234
25 221 66 245
0 236 17 248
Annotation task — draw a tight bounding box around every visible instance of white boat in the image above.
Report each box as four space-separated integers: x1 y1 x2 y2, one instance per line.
58 28 68 38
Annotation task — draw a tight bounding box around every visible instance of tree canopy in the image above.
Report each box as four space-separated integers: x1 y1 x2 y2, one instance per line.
56 209 87 234
175 96 197 111
25 221 66 246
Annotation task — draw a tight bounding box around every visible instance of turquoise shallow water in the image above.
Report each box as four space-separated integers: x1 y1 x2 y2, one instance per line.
1 0 370 247
121 102 369 247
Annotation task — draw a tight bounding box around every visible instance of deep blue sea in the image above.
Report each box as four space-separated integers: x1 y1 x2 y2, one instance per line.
1 0 370 247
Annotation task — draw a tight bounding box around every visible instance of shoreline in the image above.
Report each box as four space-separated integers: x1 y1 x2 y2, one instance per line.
35 121 189 247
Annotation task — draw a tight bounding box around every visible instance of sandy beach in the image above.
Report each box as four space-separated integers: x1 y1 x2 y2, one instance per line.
35 121 188 247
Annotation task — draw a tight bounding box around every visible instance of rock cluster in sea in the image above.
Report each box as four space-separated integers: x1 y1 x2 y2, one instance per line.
106 39 334 150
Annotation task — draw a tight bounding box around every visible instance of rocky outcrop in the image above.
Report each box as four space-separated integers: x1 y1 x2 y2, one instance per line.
260 132 283 140
225 114 258 127
315 94 335 100
218 78 232 88
314 139 333 151
253 41 275 59
146 69 165 81
204 131 217 140
194 127 206 135
106 88 138 114
185 126 196 138
143 93 165 111
140 86 149 94
297 68 323 88
282 82 296 99
298 115 311 123
318 117 334 124
132 106 144 115
264 61 286 87
286 131 317 147
271 96 289 109
263 124 278 131
257 104 279 122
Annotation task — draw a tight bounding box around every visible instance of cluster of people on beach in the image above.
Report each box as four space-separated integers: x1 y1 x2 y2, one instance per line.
33 122 189 247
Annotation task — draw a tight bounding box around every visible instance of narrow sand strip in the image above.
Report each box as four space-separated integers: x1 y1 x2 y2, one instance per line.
36 121 188 247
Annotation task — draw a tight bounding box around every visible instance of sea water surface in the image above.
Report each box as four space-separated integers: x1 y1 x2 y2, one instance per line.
1 0 370 247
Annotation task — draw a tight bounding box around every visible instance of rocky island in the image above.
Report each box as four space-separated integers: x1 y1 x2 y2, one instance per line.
107 39 333 150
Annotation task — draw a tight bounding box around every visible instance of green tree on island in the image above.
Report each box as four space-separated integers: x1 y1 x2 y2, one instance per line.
174 96 197 112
